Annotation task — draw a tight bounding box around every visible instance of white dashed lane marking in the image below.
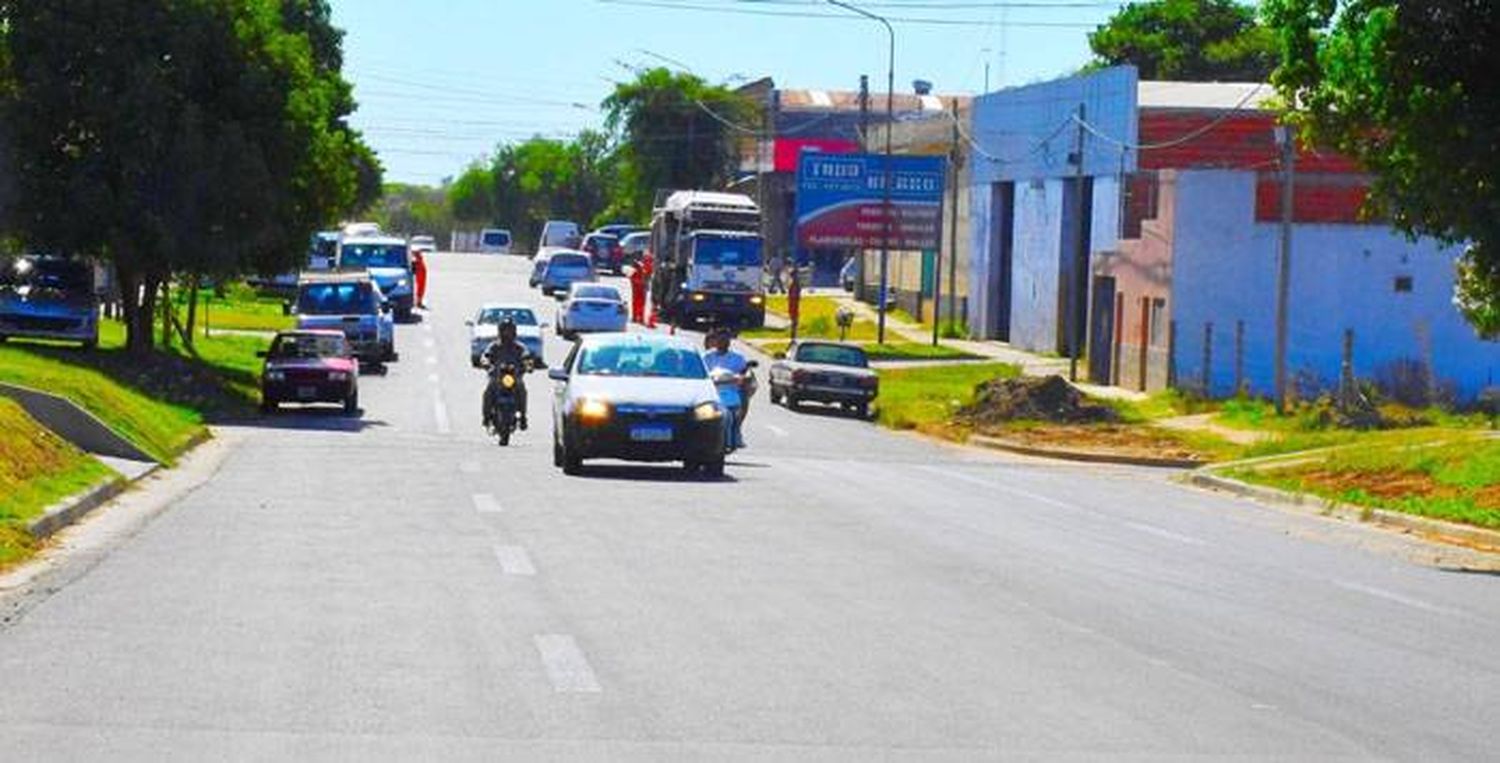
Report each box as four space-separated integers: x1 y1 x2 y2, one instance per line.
471 493 503 514
493 545 537 576
459 460 481 474
534 635 602 693
423 338 435 349
433 394 451 435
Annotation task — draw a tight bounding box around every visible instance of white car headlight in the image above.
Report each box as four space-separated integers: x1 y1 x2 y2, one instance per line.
694 401 723 421
575 399 610 422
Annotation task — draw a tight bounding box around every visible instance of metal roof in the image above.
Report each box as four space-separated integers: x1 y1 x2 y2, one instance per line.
1137 81 1274 111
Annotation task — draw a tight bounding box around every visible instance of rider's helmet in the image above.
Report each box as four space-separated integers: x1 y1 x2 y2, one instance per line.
498 317 517 341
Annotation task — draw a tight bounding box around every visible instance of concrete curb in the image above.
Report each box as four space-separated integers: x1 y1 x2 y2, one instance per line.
968 434 1203 469
1185 470 1500 553
26 474 133 540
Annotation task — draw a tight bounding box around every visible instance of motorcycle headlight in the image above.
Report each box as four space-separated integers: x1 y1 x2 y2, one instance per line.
575 398 610 422
501 374 516 389
749 295 765 305
690 292 708 303
694 401 723 421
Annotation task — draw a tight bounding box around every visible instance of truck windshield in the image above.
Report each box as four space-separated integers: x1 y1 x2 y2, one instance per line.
693 237 762 267
297 284 376 316
340 244 408 269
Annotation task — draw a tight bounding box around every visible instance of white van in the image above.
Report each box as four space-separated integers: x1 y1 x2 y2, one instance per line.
478 228 512 255
538 220 582 250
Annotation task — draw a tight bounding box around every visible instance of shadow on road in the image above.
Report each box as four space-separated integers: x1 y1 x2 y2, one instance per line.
568 463 740 484
781 403 874 422
225 408 391 434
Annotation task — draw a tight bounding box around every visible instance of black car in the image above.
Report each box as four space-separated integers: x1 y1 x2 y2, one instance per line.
768 341 879 418
549 333 727 476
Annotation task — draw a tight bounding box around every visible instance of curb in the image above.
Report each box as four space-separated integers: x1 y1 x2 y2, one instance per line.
25 475 133 540
1185 470 1500 553
968 434 1204 469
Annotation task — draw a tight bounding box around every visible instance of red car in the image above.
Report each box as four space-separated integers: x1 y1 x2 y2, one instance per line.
259 330 360 414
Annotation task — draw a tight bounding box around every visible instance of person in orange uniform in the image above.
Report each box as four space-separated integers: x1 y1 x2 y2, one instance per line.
412 248 429 309
628 250 653 324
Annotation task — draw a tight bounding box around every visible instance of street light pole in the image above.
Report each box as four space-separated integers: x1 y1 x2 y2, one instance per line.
828 0 895 344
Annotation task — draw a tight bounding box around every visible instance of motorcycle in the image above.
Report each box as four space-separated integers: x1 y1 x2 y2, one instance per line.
709 360 758 453
485 361 523 446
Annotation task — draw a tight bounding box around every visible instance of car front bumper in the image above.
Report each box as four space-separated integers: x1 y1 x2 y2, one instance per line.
263 379 354 404
564 412 724 463
0 311 98 342
789 383 877 405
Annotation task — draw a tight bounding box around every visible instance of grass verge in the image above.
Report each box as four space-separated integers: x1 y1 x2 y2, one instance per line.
1231 432 1500 529
875 363 1022 436
172 281 294 333
746 296 878 342
753 340 979 362
0 399 115 570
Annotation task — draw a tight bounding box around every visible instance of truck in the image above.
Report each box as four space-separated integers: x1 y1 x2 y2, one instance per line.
648 191 766 329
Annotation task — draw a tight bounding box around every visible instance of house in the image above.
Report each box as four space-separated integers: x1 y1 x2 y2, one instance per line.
965 66 1497 401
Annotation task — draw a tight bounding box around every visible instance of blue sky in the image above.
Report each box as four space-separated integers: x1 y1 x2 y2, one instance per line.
331 0 1125 185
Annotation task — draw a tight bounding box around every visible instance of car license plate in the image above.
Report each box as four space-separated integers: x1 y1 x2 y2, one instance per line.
296 386 317 399
630 424 674 442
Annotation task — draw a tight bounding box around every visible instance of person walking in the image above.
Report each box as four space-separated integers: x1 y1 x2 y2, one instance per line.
787 264 802 342
412 248 429 309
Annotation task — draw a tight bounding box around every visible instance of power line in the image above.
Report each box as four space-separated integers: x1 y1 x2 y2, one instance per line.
595 0 1105 26
1071 83 1269 152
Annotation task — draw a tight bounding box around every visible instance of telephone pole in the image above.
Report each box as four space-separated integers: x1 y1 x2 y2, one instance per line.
1274 125 1296 414
856 74 870 303
1068 103 1087 382
945 96 962 343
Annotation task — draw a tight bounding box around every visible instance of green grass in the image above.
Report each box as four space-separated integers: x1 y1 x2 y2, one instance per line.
0 399 115 569
874 362 1022 433
172 281 294 333
0 318 264 462
756 340 978 362
748 296 879 342
1233 432 1500 529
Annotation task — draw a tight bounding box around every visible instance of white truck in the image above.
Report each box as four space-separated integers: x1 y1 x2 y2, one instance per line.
648 191 766 329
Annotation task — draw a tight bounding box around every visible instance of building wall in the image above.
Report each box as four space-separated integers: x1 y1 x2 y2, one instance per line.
1171 170 1498 401
1096 172 1177 391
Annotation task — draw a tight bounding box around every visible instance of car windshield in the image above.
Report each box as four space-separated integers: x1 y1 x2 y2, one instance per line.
2 258 92 291
693 237 762 267
571 286 619 301
576 342 707 379
340 244 408 269
548 255 591 275
796 343 868 368
297 283 376 315
476 307 538 326
621 233 650 251
272 334 348 359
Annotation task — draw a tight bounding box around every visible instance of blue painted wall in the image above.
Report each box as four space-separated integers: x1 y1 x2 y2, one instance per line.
1172 171 1499 400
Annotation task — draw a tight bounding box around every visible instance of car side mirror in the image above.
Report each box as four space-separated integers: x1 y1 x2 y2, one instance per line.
548 368 569 382
747 360 760 370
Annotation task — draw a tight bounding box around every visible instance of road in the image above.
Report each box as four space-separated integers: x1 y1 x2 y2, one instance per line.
2 253 1498 761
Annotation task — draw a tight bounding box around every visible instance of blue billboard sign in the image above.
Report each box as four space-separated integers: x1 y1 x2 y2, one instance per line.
794 152 946 251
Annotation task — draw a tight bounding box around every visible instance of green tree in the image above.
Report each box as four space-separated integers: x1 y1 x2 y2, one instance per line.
603 68 758 221
1089 0 1275 81
0 0 379 351
1265 0 1500 338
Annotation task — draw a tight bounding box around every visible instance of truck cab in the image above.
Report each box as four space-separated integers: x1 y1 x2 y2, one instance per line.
650 191 766 329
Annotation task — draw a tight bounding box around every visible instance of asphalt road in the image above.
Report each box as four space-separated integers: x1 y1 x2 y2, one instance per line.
2 253 1498 761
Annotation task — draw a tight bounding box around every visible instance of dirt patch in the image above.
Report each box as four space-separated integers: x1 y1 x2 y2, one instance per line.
959 375 1119 427
994 424 1207 462
1286 468 1500 512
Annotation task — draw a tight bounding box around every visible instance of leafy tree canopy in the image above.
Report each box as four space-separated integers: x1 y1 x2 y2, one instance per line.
1265 0 1500 338
1089 0 1275 81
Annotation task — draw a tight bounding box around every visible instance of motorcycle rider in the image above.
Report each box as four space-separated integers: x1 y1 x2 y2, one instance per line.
481 318 530 432
703 328 754 448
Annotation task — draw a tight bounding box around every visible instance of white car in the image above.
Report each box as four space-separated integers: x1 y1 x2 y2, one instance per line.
557 283 627 339
410 235 437 252
467 303 546 367
478 228 512 255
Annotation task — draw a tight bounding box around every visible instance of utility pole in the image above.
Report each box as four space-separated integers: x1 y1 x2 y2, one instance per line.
1274 125 1296 413
856 75 869 303
829 0 895 345
1068 103 1087 382
945 96 962 343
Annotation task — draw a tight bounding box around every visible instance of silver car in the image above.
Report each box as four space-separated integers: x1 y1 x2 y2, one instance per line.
467 303 545 367
556 283 627 339
539 251 596 298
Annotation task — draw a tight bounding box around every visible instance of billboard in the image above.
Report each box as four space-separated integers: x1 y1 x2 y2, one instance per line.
774 138 859 172
794 152 946 251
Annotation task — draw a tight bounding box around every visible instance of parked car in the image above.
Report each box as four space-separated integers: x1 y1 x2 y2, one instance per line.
768 340 879 418
539 220 582 250
259 330 359 414
619 231 651 267
478 228 512 255
467 303 546 367
410 235 437 252
529 248 560 288
0 255 99 349
540 251 596 298
595 223 643 241
580 233 623 274
289 273 395 365
556 283 627 339
337 235 415 321
549 333 728 477
342 222 382 237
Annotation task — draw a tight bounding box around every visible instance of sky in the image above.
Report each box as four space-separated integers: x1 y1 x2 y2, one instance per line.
331 0 1127 186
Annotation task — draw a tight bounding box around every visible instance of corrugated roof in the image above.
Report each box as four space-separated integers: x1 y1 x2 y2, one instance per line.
1137 81 1274 111
778 88 970 113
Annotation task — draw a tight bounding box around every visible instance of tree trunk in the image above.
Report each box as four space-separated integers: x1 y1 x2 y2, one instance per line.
183 274 200 349
119 265 155 355
160 278 173 350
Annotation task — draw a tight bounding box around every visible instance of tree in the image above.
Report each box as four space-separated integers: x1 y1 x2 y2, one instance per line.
603 68 759 221
1088 0 1276 81
0 0 380 352
1265 0 1500 338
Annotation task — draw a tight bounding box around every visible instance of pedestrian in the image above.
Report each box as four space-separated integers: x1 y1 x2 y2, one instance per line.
627 252 649 324
412 248 428 309
787 264 802 342
767 251 785 294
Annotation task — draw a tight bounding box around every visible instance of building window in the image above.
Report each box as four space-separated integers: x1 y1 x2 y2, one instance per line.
1394 275 1414 293
1149 298 1167 346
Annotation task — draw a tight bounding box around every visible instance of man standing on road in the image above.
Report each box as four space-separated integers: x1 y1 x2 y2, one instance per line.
787 264 802 342
704 328 754 449
628 251 651 324
767 250 785 294
412 248 429 309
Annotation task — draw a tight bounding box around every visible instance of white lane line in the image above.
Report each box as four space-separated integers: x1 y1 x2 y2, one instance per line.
471 493 503 514
1332 580 1462 617
426 355 438 365
1122 521 1206 546
459 460 481 474
765 424 789 438
423 338 435 349
434 394 451 435
493 545 537 576
428 373 440 383
534 635 602 693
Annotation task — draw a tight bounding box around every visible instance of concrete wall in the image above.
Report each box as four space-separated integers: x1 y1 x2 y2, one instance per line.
1096 172 1177 391
1171 170 1499 401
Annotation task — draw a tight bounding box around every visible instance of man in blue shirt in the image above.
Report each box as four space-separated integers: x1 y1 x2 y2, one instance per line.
703 329 754 449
